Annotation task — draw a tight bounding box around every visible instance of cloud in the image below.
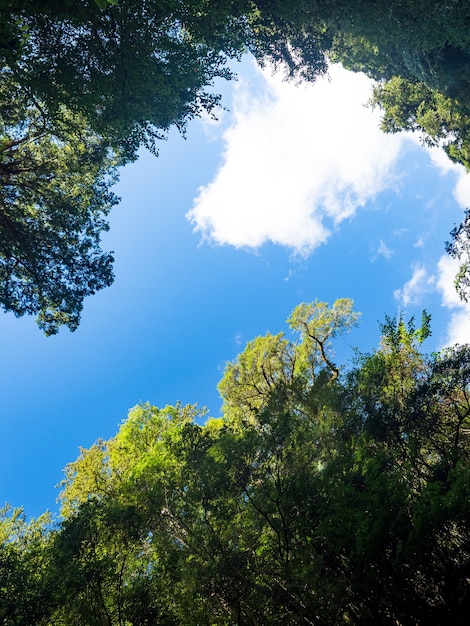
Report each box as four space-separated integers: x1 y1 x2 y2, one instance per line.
187 62 408 254
394 265 434 307
436 255 470 345
426 146 470 209
437 255 462 308
444 311 470 346
454 172 470 209
233 331 244 347
377 240 393 259
396 256 470 347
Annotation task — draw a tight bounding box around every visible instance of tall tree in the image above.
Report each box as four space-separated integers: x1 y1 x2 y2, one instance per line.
0 72 119 334
369 77 470 168
0 505 54 625
0 0 332 332
446 208 470 302
2 1 470 330
1 301 468 623
52 302 469 624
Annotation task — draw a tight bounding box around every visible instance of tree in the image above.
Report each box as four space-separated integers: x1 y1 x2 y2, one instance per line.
2 1 470 331
0 505 54 625
0 71 119 334
54 404 206 624
342 314 470 624
369 77 470 169
0 1 333 157
7 0 239 158
218 298 359 424
256 1 470 168
49 498 180 626
0 0 332 332
52 301 364 623
446 208 470 302
1 301 468 623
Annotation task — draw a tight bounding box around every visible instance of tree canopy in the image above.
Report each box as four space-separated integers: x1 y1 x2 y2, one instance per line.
1 0 470 331
0 70 119 334
0 0 332 332
2 300 469 624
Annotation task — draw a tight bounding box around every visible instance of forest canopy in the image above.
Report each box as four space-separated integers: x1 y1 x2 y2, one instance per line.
1 300 469 624
1 0 470 330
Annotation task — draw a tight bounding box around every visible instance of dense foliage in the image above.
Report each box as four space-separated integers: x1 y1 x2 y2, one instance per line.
447 208 470 303
0 0 331 332
1 1 470 330
0 70 120 334
2 300 469 624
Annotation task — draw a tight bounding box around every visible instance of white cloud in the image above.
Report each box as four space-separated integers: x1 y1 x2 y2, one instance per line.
436 255 470 346
444 311 470 346
377 240 393 259
391 256 470 347
437 255 462 308
426 146 470 209
455 172 470 209
187 61 408 254
233 331 244 347
420 149 470 346
394 265 434 307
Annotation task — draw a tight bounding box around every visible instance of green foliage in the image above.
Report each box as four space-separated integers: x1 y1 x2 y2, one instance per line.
58 402 201 516
288 297 360 379
218 298 359 426
50 499 178 626
0 71 119 334
2 0 255 158
9 0 469 162
2 1 470 329
255 1 470 173
3 300 467 623
446 208 470 302
370 77 470 168
0 0 329 332
0 505 54 625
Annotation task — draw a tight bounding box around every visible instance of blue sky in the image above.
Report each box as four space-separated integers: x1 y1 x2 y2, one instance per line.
1 58 469 518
